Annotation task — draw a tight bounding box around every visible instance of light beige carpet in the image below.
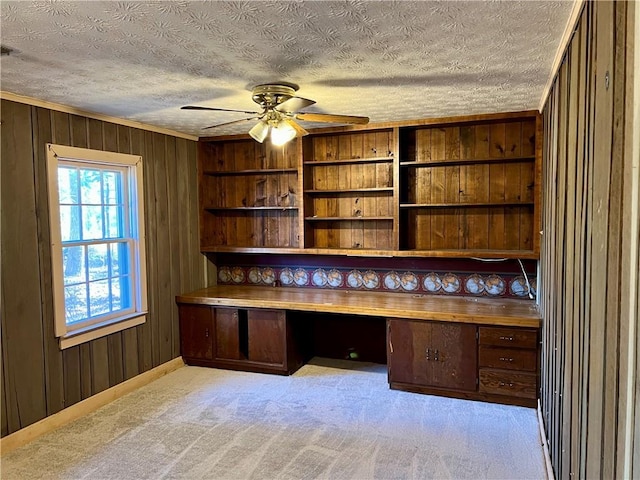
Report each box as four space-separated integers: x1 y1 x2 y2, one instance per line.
1 358 546 479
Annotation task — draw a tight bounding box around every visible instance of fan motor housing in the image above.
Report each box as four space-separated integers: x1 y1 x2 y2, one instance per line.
252 83 297 108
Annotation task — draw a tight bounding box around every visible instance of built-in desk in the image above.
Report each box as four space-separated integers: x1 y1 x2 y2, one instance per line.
176 286 541 407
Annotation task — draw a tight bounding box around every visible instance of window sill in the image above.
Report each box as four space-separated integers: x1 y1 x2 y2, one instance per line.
59 312 147 349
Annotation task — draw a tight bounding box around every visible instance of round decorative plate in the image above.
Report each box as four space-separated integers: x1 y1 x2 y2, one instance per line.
362 270 380 289
422 273 442 292
510 276 529 297
327 269 343 288
484 274 506 296
218 266 231 283
261 267 275 285
312 268 328 287
293 268 309 286
347 270 363 288
441 273 461 293
401 272 419 291
464 274 485 294
230 266 245 284
279 268 294 286
383 271 401 290
248 267 261 284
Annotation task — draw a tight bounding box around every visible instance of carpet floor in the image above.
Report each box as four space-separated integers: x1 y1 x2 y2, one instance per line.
0 358 546 479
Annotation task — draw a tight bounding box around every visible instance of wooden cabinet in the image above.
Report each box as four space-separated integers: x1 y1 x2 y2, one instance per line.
302 129 398 250
387 319 539 407
477 326 539 402
387 319 477 392
197 111 541 258
178 305 305 375
198 138 300 249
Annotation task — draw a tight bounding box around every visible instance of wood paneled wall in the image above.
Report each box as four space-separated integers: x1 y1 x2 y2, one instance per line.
0 100 205 437
540 1 638 479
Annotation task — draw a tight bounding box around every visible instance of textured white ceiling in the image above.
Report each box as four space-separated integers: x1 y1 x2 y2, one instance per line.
1 1 572 137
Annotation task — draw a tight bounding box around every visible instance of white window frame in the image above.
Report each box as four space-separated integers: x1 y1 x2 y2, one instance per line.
46 144 148 349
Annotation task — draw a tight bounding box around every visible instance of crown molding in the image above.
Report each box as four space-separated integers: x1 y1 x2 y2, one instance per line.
0 91 198 141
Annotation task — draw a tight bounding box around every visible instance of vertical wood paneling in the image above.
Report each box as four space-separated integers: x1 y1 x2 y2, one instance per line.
0 99 203 436
540 1 637 479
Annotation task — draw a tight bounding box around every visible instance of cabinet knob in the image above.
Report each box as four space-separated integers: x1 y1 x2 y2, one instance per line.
499 335 514 341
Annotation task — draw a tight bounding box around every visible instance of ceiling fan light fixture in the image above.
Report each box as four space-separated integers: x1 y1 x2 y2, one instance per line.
249 120 270 143
270 120 297 146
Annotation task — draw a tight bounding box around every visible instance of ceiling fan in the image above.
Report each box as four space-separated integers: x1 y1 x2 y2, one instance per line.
181 83 369 145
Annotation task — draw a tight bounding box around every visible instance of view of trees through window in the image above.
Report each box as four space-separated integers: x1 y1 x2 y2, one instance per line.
58 163 133 325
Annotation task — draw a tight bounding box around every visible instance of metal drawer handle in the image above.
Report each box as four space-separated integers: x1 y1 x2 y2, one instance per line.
499 357 514 362
426 348 431 360
499 335 514 341
205 328 209 338
499 382 515 387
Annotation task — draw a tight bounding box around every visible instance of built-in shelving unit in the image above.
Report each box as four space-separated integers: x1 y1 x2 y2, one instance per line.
197 111 541 258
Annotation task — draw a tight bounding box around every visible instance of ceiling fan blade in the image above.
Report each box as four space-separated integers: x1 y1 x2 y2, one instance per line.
283 118 309 137
275 96 316 113
202 116 261 130
295 112 369 125
182 105 260 115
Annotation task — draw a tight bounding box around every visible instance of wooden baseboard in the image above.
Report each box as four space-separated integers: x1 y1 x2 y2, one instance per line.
0 357 185 456
537 400 555 480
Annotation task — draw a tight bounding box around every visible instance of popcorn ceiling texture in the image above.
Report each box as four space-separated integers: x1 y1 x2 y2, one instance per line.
1 1 572 137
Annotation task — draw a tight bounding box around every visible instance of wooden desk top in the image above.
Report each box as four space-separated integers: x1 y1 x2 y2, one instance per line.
176 286 541 328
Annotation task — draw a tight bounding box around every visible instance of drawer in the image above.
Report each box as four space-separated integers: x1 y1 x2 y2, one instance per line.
478 327 537 349
479 346 537 371
479 369 537 399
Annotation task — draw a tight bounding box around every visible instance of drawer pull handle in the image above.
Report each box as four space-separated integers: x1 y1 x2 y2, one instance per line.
499 336 514 341
426 348 431 360
205 328 209 338
499 382 515 387
499 357 514 362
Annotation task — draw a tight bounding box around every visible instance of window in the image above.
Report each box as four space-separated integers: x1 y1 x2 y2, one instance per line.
47 144 147 349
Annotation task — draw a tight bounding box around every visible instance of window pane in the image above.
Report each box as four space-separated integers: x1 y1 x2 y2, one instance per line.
111 275 132 311
80 168 102 204
82 205 104 240
88 244 108 281
89 280 110 317
105 205 123 238
62 245 86 285
65 284 88 324
110 242 129 276
60 205 82 242
103 171 122 205
58 167 79 204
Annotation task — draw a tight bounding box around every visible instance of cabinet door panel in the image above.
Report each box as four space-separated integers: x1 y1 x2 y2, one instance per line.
387 319 432 385
430 323 477 391
215 308 243 360
179 305 214 360
247 309 286 365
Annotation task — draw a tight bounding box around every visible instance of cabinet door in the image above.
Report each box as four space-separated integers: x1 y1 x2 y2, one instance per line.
247 309 286 365
179 305 214 360
215 308 244 360
388 319 477 391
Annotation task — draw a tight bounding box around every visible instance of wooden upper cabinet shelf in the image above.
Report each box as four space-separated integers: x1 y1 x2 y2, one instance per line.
304 187 394 194
303 156 393 166
400 155 535 167
197 112 541 258
204 168 298 176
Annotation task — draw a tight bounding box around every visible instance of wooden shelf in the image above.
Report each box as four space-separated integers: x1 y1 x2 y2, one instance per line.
205 206 298 211
400 155 535 168
204 168 297 176
305 216 394 221
304 156 393 166
305 187 394 194
400 202 535 208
